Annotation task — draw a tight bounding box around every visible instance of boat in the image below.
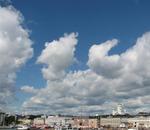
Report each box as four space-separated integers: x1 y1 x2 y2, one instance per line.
0 126 16 130
128 128 137 130
16 125 30 130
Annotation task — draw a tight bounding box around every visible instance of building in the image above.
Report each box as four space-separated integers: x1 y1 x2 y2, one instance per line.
88 118 98 128
33 117 45 126
112 104 125 115
100 117 121 127
99 115 150 129
128 116 150 128
45 116 72 128
73 117 89 128
100 117 128 128
0 111 5 126
18 118 32 125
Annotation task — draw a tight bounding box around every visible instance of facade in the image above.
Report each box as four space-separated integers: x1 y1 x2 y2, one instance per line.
33 118 45 125
88 118 98 128
100 117 122 127
18 118 32 125
46 116 98 128
45 116 72 127
0 111 5 126
33 115 150 129
100 116 150 128
100 117 128 128
112 104 125 115
128 116 150 128
73 117 89 128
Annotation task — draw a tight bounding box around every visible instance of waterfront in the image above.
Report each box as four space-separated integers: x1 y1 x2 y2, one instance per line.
0 129 16 130
0 128 150 130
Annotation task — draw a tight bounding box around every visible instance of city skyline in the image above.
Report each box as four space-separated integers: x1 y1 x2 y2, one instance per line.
0 0 150 115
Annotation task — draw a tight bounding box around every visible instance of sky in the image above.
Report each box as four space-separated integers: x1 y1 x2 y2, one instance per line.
0 0 150 115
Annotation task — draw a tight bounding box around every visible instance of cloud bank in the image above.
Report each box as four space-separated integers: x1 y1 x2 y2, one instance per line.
22 32 150 115
0 6 33 108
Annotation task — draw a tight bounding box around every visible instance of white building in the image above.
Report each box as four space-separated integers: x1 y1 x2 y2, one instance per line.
112 104 125 115
45 116 72 127
33 118 45 125
0 111 5 126
100 116 150 128
128 116 150 128
100 117 128 127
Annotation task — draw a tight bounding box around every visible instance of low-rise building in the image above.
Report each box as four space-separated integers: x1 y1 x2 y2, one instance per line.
73 117 89 128
33 117 45 125
45 116 72 127
128 116 150 128
100 117 121 127
100 116 150 128
88 118 98 128
18 118 32 125
100 117 128 128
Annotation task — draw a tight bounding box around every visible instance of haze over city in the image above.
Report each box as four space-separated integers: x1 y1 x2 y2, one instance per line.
0 0 150 116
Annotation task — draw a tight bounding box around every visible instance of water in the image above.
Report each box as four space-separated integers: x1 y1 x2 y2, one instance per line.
0 129 16 130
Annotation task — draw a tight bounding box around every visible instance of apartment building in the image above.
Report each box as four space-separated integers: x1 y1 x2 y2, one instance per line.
128 116 150 128
88 118 98 128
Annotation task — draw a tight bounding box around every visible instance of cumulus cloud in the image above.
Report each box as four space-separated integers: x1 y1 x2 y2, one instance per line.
87 32 150 112
22 70 108 115
21 86 38 94
0 6 33 107
87 39 122 78
22 32 150 115
88 32 150 80
37 33 78 81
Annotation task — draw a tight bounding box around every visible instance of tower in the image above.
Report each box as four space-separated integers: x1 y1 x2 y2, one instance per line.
117 104 124 115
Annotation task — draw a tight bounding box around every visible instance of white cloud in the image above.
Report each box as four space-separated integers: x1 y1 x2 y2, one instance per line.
87 39 122 78
37 33 78 81
22 32 150 115
21 86 38 94
88 32 150 80
0 6 33 108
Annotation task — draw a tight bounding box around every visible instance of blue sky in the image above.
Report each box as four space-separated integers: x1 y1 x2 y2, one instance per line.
13 0 150 87
1 0 150 114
